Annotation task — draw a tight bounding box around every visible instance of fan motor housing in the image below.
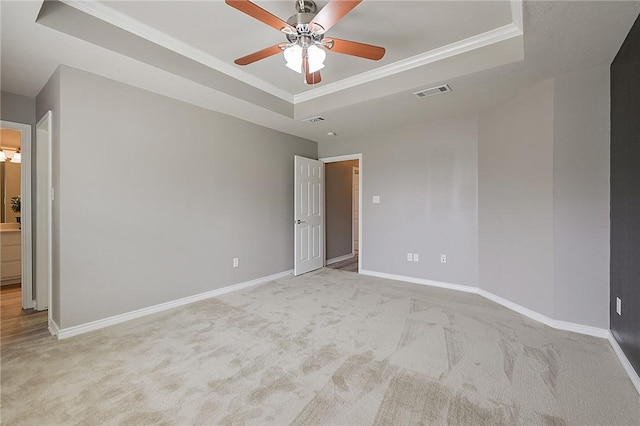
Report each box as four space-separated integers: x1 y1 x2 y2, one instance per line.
287 12 315 27
286 12 324 44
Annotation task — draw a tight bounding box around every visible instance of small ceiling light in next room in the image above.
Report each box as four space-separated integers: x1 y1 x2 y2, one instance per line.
327 132 337 137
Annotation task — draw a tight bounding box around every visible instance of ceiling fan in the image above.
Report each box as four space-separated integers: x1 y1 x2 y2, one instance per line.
225 0 386 85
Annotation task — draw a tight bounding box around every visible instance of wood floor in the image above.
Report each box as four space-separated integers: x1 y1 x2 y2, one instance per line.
1 284 49 348
326 255 358 272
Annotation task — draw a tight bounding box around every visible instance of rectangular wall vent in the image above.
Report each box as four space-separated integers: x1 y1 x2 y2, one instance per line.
413 84 452 98
302 116 325 123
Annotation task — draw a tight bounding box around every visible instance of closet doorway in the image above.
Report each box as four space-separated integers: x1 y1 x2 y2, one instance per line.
322 154 361 273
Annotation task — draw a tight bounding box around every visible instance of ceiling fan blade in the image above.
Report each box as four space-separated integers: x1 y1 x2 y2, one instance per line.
327 38 385 60
306 70 322 85
302 56 322 85
234 44 282 66
310 0 362 33
225 0 295 33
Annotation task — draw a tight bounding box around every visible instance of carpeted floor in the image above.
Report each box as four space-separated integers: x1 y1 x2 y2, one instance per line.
2 268 639 425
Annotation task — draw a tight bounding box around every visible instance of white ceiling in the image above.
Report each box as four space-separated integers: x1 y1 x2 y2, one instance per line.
1 1 639 143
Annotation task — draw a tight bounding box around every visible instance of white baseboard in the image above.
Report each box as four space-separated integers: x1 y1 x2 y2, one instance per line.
48 319 60 337
326 253 355 265
477 289 610 338
360 269 608 338
56 270 293 340
608 333 640 395
360 269 477 294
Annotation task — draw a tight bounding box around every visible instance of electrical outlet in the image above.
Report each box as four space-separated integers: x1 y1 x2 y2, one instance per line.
616 297 622 315
407 253 413 262
413 253 419 262
233 257 239 268
440 254 447 263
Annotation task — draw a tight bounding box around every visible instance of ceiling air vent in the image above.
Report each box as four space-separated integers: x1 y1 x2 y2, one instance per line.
413 84 452 98
302 116 325 123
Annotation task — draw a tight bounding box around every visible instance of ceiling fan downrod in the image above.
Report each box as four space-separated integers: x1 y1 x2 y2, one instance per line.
296 0 318 14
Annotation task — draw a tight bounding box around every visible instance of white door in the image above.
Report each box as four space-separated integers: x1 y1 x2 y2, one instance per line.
35 111 52 312
294 156 324 276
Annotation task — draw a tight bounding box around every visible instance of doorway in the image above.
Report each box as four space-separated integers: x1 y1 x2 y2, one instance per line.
321 154 362 274
0 120 32 310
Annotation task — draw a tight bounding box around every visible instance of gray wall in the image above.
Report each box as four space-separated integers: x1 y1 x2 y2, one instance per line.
1 91 36 128
553 66 610 328
478 71 611 328
325 159 358 260
319 68 610 330
478 79 555 318
319 117 479 287
37 66 316 329
32 63 611 330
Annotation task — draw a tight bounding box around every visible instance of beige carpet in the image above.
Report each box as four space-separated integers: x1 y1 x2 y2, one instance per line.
1 268 639 425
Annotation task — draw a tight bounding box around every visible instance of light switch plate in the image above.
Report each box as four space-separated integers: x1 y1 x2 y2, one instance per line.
372 195 380 204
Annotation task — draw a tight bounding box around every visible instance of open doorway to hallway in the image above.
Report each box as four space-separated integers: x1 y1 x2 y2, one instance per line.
0 120 33 309
1 119 49 345
324 157 360 273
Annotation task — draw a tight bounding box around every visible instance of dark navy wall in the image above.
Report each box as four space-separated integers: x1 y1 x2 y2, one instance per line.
610 13 640 376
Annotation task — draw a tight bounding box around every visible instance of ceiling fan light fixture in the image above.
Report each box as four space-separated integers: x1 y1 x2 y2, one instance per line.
284 44 303 73
284 44 326 74
307 44 326 73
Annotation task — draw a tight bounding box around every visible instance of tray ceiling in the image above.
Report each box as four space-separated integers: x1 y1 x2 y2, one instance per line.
36 0 523 116
3 1 638 142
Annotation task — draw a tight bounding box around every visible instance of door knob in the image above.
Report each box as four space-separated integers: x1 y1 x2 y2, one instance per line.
295 219 306 224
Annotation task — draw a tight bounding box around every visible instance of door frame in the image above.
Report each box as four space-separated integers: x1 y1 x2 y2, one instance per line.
1 119 33 309
352 166 359 256
320 154 362 274
36 111 53 329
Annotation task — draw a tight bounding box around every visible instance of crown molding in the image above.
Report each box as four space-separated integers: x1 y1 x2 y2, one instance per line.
294 22 523 104
60 0 294 103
